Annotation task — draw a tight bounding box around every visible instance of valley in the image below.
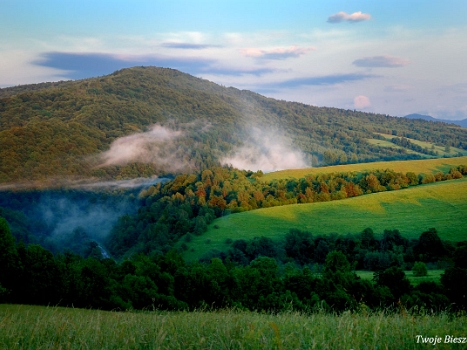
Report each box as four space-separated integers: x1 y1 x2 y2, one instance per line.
1 67 466 336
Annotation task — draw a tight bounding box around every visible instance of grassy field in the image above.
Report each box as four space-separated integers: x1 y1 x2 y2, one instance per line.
182 178 467 261
371 133 467 158
366 138 426 157
356 270 444 286
262 156 467 182
1 305 466 349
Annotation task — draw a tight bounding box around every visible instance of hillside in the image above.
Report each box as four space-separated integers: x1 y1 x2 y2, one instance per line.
1 66 467 184
262 156 467 182
183 177 467 261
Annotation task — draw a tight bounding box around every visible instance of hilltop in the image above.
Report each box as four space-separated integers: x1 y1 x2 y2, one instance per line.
1 66 467 184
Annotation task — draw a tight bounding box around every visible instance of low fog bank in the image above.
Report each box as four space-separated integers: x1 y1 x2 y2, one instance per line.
95 124 192 172
221 128 309 172
69 177 169 190
39 194 132 243
0 187 145 256
0 176 170 192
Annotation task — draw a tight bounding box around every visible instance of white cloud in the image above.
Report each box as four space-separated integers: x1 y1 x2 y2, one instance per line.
0 50 70 86
162 31 207 44
328 11 371 23
239 46 315 60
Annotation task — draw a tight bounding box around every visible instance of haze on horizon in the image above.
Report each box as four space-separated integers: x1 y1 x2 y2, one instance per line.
1 0 467 121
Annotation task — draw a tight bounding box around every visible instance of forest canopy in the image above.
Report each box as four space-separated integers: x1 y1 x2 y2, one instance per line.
1 66 467 183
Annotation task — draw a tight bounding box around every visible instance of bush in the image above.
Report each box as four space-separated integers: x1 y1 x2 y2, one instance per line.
412 261 428 276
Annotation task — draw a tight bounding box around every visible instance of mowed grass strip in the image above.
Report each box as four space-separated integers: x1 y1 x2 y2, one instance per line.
183 178 467 261
373 133 467 157
356 270 444 286
1 305 466 349
367 138 427 157
262 156 467 182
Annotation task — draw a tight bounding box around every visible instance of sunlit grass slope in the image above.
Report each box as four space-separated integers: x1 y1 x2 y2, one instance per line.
183 178 467 261
1 305 466 349
370 133 467 158
367 138 427 157
262 156 467 182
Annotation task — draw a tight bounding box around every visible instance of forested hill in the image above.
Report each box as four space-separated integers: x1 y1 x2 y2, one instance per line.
1 66 467 183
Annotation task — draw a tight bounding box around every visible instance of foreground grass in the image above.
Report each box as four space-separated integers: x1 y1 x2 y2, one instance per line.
183 178 467 260
262 156 467 182
1 305 466 349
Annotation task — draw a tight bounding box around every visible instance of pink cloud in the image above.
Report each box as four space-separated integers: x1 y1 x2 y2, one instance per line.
240 46 316 60
328 11 371 23
354 95 371 109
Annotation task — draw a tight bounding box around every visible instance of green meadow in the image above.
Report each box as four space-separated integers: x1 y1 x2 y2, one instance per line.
182 178 467 261
262 155 467 182
367 138 426 157
1 305 466 350
356 270 444 286
371 133 467 158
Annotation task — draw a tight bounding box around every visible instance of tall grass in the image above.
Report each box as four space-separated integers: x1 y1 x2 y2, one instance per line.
1 305 466 349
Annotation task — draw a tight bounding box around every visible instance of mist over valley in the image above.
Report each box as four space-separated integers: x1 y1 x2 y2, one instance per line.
2 2 467 343
1 66 467 258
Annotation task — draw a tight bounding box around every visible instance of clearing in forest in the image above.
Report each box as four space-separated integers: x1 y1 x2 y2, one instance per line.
183 177 467 261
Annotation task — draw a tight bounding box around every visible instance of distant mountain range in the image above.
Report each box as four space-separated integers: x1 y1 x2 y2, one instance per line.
404 114 467 128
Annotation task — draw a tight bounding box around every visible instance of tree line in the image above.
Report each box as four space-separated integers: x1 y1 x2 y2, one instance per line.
106 165 466 259
1 217 466 313
203 227 454 271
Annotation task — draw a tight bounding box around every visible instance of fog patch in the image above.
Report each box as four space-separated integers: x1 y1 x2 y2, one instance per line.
221 128 309 172
96 124 191 172
0 176 169 191
69 177 169 190
39 195 131 243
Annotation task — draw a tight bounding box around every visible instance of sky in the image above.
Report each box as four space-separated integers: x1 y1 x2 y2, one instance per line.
1 0 467 120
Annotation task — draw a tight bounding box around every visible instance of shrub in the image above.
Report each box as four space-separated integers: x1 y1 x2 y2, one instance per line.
412 261 428 277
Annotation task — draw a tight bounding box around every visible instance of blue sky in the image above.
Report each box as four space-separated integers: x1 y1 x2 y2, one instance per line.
1 0 467 119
